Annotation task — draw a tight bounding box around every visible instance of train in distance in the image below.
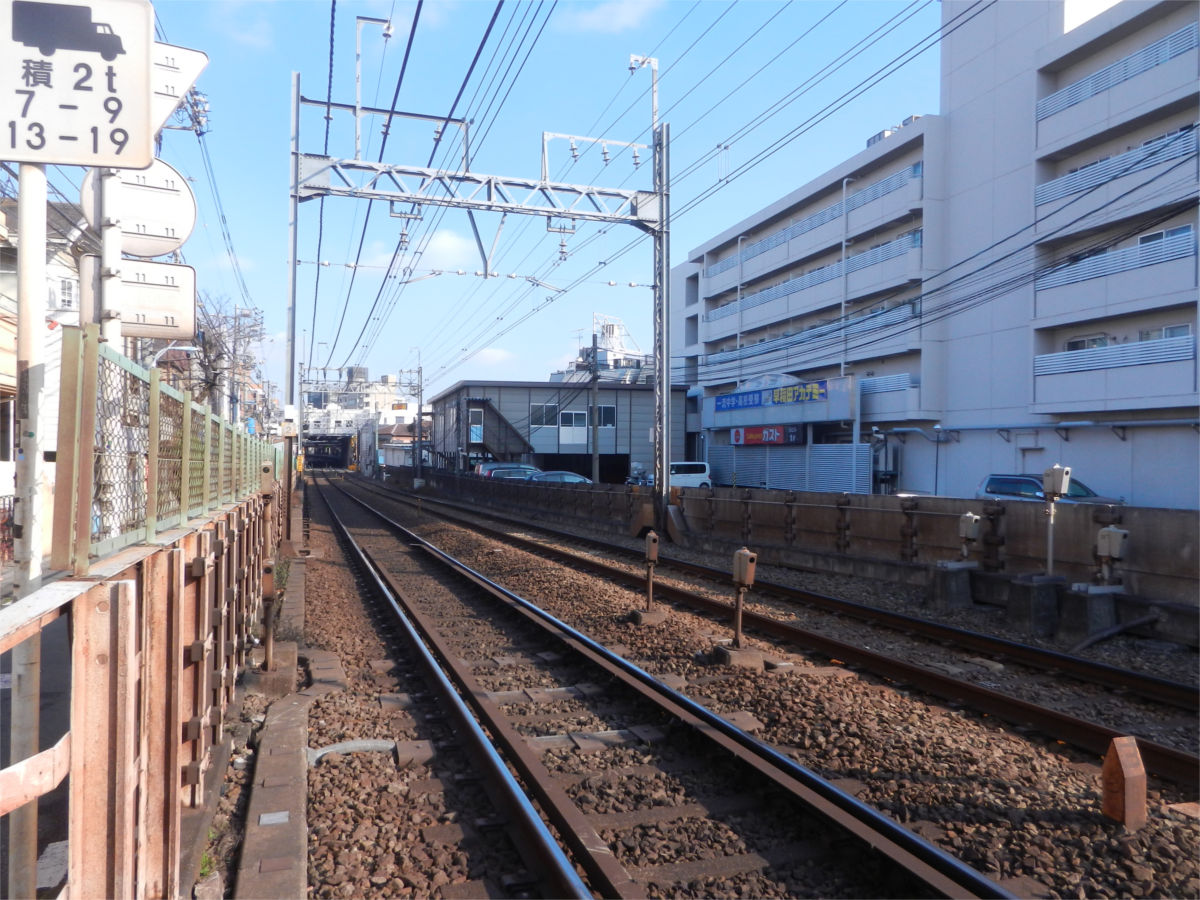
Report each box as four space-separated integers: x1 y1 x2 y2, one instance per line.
303 434 355 470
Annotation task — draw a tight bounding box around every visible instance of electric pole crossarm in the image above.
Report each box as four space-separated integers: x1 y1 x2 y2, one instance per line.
297 155 657 227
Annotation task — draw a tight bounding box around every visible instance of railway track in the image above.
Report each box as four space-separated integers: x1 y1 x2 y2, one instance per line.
342 476 1199 787
315 477 1014 898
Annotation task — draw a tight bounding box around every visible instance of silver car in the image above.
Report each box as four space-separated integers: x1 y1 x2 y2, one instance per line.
975 474 1124 504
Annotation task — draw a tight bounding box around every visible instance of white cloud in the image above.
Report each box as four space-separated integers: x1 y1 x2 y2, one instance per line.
557 0 664 34
214 3 275 49
419 229 478 271
474 347 517 369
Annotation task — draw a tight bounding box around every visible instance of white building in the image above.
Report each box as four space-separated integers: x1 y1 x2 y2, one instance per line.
671 0 1198 508
303 368 415 435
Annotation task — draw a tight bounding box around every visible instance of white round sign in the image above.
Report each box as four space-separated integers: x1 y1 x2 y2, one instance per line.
81 157 197 258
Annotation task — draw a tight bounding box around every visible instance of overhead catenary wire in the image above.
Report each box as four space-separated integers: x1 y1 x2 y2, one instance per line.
423 0 969 384
347 2 560 370
319 0 427 370
352 0 558 366
687 150 1199 383
325 1 509 371
307 0 339 373
424 2 981 387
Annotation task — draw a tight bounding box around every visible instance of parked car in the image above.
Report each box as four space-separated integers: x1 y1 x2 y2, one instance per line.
975 473 1124 504
669 461 712 488
486 464 541 480
474 461 526 476
527 470 591 484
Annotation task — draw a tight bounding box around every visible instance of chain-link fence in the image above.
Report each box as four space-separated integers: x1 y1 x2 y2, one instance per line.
53 325 279 573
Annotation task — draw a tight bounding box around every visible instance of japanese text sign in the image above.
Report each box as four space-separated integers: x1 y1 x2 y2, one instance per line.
1 0 153 167
715 381 828 412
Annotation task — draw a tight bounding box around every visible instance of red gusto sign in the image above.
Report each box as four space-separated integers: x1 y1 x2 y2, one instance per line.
731 425 805 445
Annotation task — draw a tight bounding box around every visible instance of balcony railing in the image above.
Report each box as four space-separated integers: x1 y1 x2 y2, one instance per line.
704 164 922 278
704 231 922 323
1036 22 1198 120
1035 231 1196 290
702 302 917 365
860 372 917 394
1034 335 1195 375
1035 129 1197 205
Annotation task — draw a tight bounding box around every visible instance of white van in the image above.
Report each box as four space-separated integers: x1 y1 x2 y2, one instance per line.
669 461 711 488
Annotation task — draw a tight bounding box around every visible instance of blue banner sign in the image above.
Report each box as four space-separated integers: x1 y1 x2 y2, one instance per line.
715 380 828 412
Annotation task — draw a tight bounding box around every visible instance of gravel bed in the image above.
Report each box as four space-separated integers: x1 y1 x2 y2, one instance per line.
351 486 1199 900
325 484 957 898
300 493 536 898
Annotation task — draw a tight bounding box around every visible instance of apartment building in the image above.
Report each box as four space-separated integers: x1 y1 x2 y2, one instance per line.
671 0 1198 508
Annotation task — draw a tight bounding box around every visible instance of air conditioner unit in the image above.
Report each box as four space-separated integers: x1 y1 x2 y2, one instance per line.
902 114 921 127
867 129 894 148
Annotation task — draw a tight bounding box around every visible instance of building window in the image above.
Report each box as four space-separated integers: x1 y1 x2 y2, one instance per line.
1139 224 1193 245
1064 335 1108 351
588 405 616 427
530 403 558 427
559 411 587 428
59 278 76 309
0 399 11 462
1139 323 1193 341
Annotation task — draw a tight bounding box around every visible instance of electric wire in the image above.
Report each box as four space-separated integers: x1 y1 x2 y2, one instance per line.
689 150 1199 382
425 2 961 384
320 0 427 368
307 0 338 373
425 0 956 382
350 2 557 369
327 1 506 371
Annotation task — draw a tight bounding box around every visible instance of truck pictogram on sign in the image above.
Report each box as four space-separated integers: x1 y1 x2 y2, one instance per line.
12 1 125 61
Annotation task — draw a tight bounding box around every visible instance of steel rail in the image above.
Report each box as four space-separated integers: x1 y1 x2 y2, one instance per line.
355 479 1196 711
350 478 1200 787
314 481 592 900
334 480 1015 900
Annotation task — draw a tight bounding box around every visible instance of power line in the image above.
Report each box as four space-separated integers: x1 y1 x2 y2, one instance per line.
307 0 338 373
426 2 967 383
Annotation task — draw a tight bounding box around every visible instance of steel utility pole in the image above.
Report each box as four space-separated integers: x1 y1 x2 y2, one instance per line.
288 64 670 524
591 331 600 483
10 161 47 900
285 71 301 537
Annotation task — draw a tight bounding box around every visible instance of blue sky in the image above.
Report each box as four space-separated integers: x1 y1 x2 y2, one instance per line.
144 0 942 400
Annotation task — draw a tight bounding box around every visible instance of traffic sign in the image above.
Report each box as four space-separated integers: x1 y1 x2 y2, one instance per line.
81 157 196 257
151 42 207 133
0 0 154 168
81 255 196 339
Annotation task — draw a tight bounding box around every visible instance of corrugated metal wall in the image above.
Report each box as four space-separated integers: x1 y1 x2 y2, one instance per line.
708 443 872 492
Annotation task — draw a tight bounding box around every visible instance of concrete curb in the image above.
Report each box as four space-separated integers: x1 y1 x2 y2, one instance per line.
233 649 346 899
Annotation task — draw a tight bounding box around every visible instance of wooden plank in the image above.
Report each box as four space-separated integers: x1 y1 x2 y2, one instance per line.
192 528 214 808
0 733 70 818
165 546 184 895
73 326 101 575
140 549 173 898
69 582 119 898
145 369 161 544
112 581 137 898
51 326 84 570
180 400 192 526
0 580 83 654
